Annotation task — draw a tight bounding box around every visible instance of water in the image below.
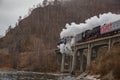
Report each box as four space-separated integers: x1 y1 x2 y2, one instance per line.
0 71 75 80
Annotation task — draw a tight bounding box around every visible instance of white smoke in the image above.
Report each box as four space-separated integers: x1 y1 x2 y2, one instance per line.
58 39 73 55
59 43 65 53
59 12 120 54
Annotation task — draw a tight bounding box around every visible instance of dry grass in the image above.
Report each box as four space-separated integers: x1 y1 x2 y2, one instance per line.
0 67 14 71
88 44 120 79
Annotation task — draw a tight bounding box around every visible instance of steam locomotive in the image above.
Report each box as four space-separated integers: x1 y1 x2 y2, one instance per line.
58 19 120 45
57 36 73 45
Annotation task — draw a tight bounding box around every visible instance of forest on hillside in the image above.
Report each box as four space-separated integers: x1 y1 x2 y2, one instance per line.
0 0 120 72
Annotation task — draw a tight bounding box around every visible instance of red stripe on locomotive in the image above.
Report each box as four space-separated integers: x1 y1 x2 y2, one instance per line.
100 23 112 34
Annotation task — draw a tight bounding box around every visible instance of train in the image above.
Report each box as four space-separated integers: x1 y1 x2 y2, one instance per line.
58 19 120 45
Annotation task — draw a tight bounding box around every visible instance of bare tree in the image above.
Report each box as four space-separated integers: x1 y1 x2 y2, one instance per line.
43 0 48 6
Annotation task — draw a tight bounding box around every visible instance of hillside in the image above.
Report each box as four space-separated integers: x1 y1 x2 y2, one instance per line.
0 0 120 72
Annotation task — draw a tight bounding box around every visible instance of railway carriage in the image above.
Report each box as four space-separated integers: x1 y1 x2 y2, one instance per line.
100 20 120 35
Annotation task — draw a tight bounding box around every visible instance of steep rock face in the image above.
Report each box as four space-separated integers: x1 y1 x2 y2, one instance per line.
0 0 120 71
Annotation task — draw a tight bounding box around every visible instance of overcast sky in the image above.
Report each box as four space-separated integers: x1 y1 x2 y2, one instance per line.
0 0 43 36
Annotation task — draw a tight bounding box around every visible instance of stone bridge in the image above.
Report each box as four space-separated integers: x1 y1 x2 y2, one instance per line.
55 33 120 74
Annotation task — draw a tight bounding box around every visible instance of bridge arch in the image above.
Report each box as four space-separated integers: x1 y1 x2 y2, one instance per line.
113 42 120 46
76 49 87 73
111 35 120 46
91 44 108 61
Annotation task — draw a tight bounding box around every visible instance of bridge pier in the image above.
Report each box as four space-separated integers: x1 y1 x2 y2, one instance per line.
108 39 112 51
87 44 92 68
71 50 77 74
79 50 84 73
61 53 65 72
